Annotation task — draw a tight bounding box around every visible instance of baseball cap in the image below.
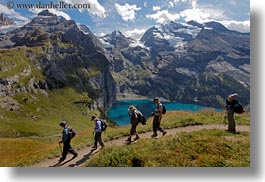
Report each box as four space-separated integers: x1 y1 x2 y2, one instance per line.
59 120 66 126
153 97 159 101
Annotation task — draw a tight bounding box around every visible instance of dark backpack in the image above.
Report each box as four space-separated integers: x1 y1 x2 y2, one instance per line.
233 102 245 114
139 114 147 125
101 119 108 131
162 105 166 114
67 127 76 139
135 110 146 125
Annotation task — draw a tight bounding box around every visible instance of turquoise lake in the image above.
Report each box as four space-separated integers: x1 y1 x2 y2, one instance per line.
107 99 222 126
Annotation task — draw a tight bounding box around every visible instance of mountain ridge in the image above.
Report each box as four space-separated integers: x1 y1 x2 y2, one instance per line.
0 10 117 114
102 20 250 108
0 11 250 110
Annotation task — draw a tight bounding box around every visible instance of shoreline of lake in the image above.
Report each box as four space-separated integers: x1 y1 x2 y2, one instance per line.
108 99 222 126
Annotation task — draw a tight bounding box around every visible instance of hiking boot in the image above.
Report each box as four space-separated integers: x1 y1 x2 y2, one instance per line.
59 157 65 162
226 129 236 133
151 133 157 138
91 146 97 150
126 137 131 142
134 136 140 141
162 131 167 136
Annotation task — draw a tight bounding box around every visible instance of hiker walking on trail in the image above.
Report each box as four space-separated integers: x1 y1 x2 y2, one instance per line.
225 93 240 133
58 121 78 162
126 105 141 143
91 116 105 149
151 97 167 137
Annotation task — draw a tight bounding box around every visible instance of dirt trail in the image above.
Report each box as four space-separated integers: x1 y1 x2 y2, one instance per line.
31 124 250 167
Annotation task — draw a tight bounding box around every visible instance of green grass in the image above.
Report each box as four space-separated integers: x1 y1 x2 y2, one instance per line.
0 98 250 167
0 45 103 166
0 48 28 78
0 87 97 137
86 129 250 167
0 109 250 167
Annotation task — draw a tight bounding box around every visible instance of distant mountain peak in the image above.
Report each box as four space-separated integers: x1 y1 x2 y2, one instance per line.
111 30 125 37
187 20 204 28
37 10 56 16
204 21 228 31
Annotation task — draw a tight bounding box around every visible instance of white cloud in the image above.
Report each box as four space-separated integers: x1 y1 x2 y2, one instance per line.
30 9 71 20
115 3 141 22
179 6 226 23
0 4 28 22
168 0 197 8
220 20 250 33
65 0 106 18
124 28 146 40
152 6 161 11
146 10 180 24
191 0 197 9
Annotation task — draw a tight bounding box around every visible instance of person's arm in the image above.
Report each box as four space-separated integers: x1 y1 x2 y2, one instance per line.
59 128 68 143
95 120 101 132
158 104 163 121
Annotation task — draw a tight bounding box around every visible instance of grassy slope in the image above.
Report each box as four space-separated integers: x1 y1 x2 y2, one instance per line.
86 129 250 167
85 111 250 167
0 47 100 166
0 87 101 166
0 109 250 166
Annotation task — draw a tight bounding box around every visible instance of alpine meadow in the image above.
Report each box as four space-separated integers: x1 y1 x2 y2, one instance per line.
0 0 250 167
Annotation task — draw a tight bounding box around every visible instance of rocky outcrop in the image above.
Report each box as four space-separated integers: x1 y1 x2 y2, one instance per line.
0 13 15 26
0 10 116 111
0 96 20 111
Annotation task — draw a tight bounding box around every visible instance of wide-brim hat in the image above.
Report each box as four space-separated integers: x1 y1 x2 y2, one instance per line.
153 97 159 102
91 115 96 121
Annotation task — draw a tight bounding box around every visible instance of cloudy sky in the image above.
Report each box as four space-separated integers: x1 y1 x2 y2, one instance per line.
0 0 250 39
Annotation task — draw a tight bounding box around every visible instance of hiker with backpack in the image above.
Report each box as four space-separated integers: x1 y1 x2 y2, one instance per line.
151 97 167 137
126 105 142 143
225 93 244 133
91 115 105 149
58 121 78 162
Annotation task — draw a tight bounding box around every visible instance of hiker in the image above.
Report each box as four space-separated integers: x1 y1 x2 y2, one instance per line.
126 105 141 143
225 93 239 133
58 121 78 162
151 97 167 137
91 115 105 149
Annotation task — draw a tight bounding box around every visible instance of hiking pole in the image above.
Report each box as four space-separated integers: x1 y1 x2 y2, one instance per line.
223 111 227 126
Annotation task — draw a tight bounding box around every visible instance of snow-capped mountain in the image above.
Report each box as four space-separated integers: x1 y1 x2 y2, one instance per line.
140 21 202 54
102 20 250 108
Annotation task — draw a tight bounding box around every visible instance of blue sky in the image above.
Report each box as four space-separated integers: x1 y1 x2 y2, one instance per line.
0 0 250 39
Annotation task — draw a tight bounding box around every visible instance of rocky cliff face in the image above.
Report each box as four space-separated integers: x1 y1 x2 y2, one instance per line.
0 13 15 26
101 21 250 108
0 10 116 111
